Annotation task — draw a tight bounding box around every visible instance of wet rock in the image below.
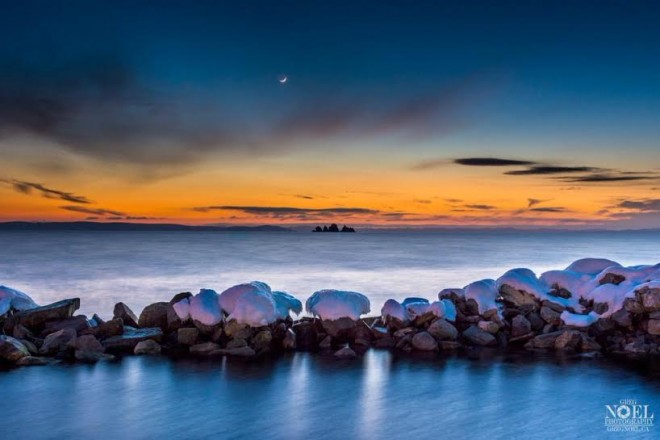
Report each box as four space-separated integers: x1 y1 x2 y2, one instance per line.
540 306 561 325
355 321 374 342
75 351 116 363
623 297 644 314
293 321 317 351
39 328 76 355
579 334 602 352
509 332 535 343
21 339 38 355
12 324 33 340
138 302 170 330
224 320 252 340
499 285 539 311
218 346 256 357
134 339 162 355
395 334 413 350
90 318 124 339
624 340 649 355
177 327 199 346
0 335 30 362
5 298 80 332
71 334 104 353
411 331 438 351
639 287 660 312
91 314 105 326
371 326 390 340
554 330 582 350
511 315 532 338
527 312 545 331
462 325 496 346
374 336 396 349
439 341 462 350
321 318 357 340
227 338 248 349
593 302 609 315
102 327 163 352
319 335 332 350
282 328 297 350
393 327 416 339
427 319 458 341
600 272 625 285
252 330 272 351
190 342 221 356
333 346 357 359
648 319 660 336
527 331 563 349
611 309 632 328
42 315 89 336
478 320 499 334
16 356 55 366
166 307 183 332
113 302 139 328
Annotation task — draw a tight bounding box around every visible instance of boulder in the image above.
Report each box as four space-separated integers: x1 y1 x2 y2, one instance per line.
4 298 80 332
113 302 140 327
511 315 532 338
16 356 56 366
223 320 252 340
102 327 163 352
638 287 660 312
462 325 497 346
527 331 563 349
579 334 602 352
0 335 30 362
439 341 462 351
218 346 256 357
75 351 116 363
527 312 545 331
611 309 632 328
177 327 199 346
499 285 539 311
134 339 162 355
21 339 38 355
333 346 357 359
39 328 76 355
321 317 357 340
293 321 317 351
138 302 170 330
189 342 221 356
42 315 90 336
319 335 332 350
478 320 500 334
252 330 272 351
648 319 660 336
227 338 248 349
89 318 124 339
554 330 582 350
71 335 104 353
623 297 644 314
540 306 561 325
170 292 193 305
427 319 458 341
393 327 416 339
282 328 297 350
12 324 33 340
411 331 438 351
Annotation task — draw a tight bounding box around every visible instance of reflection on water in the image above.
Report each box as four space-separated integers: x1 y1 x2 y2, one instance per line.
1 351 659 439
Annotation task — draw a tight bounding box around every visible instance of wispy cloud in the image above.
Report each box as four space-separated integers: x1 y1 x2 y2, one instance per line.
527 198 551 208
505 166 597 175
454 157 535 166
1 179 91 204
60 206 126 216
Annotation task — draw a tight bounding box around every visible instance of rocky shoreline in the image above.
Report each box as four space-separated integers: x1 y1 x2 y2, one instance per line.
1 258 659 367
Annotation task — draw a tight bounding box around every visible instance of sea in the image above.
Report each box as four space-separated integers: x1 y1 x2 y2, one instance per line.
1 229 659 439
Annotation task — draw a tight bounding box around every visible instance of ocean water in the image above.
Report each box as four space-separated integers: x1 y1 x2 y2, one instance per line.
1 230 660 439
1 230 659 317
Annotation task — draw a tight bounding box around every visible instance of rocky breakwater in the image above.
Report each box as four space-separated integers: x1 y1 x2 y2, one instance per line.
1 258 659 368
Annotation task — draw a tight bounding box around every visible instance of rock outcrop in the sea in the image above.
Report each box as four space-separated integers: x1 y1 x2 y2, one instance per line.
313 224 356 233
1 258 659 368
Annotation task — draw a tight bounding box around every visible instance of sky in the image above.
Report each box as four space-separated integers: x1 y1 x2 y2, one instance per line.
1 0 659 228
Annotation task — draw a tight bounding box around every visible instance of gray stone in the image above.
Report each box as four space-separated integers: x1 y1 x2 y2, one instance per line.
71 334 104 353
102 327 163 352
579 334 602 352
478 320 499 334
90 318 124 339
218 346 256 357
439 341 462 350
319 335 333 350
42 315 89 336
177 327 199 345
226 338 248 349
190 342 221 355
393 327 416 339
134 339 161 355
321 318 357 339
528 331 563 349
4 298 80 332
411 331 438 351
623 297 644 314
333 346 357 359
16 356 56 366
540 306 561 325
0 335 30 362
638 287 660 312
624 340 649 354
648 319 660 336
252 330 272 351
282 328 297 350
113 302 139 327
462 325 497 346
39 328 76 355
527 312 545 331
75 351 116 363
511 315 532 338
138 302 170 330
499 285 539 310
427 319 458 341
21 339 38 354
12 324 33 340
554 330 582 350
170 292 192 305
292 321 317 351
224 320 252 340
611 309 632 327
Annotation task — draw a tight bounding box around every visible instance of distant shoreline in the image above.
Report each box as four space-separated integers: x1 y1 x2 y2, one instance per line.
0 222 291 232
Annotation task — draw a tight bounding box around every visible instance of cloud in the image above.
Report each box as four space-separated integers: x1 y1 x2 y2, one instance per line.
505 166 597 175
529 207 571 213
454 158 535 166
414 199 432 204
1 179 91 204
192 206 380 218
527 198 552 208
615 198 660 212
463 204 496 210
559 173 659 183
60 206 126 217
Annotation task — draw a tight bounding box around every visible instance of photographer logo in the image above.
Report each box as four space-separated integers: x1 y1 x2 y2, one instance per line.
605 399 654 432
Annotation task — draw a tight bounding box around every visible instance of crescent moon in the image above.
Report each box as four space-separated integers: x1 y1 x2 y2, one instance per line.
279 75 287 84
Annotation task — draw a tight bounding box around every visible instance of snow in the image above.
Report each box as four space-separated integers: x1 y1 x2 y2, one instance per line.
172 297 190 321
406 300 446 320
441 299 457 322
306 289 370 321
188 289 223 326
464 279 499 314
496 268 549 298
272 291 303 320
438 288 465 299
583 283 633 318
560 310 599 327
381 299 408 323
540 270 590 296
219 281 271 315
401 297 429 307
0 285 39 316
565 258 621 275
227 288 279 327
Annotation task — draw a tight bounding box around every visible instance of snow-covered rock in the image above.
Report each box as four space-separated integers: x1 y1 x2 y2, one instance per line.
0 286 39 316
560 310 599 327
172 297 191 321
227 288 278 327
464 279 499 314
565 258 621 275
189 289 223 326
218 281 271 315
381 299 408 324
272 291 303 320
441 299 457 322
306 290 370 321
